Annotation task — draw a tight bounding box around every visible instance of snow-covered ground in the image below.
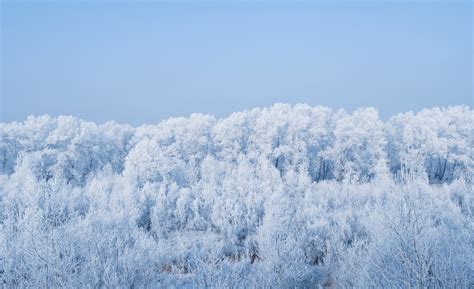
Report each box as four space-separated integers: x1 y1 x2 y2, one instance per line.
1 104 472 287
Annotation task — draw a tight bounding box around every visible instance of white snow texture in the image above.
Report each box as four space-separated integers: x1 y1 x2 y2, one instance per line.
0 104 473 288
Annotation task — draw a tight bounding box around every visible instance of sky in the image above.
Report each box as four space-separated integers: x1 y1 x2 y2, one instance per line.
1 1 472 125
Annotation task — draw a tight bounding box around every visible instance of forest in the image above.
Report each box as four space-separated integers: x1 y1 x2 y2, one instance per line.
0 104 472 288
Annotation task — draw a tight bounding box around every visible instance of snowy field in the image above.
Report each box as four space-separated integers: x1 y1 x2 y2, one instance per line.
0 104 472 288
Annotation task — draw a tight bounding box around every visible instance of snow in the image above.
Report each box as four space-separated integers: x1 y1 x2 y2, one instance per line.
0 104 472 287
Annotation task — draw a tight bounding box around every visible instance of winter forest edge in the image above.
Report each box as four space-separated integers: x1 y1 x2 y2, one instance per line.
1 103 473 288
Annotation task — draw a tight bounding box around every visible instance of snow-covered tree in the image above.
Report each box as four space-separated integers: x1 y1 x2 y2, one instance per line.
1 104 472 288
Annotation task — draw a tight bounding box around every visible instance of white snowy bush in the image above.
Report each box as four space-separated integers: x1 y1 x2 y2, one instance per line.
0 104 472 288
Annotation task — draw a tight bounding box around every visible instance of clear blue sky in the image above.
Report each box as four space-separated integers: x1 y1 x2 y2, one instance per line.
1 1 472 125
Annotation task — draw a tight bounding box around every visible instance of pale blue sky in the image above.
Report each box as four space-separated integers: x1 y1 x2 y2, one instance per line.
1 1 472 125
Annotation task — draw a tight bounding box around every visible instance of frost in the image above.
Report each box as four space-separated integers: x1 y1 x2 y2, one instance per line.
0 104 472 287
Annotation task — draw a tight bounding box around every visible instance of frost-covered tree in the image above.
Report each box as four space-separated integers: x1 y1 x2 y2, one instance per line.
388 106 473 183
0 104 472 288
325 108 388 183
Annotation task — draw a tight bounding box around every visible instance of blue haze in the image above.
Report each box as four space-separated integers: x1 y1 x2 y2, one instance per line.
1 1 472 125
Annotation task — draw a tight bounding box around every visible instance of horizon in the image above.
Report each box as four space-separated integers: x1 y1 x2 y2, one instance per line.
2 102 472 126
